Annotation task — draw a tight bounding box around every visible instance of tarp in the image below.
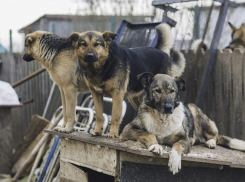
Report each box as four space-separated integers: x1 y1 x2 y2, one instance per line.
0 80 20 106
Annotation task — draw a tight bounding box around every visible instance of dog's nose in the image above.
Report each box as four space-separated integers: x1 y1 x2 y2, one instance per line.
86 53 94 58
165 103 172 110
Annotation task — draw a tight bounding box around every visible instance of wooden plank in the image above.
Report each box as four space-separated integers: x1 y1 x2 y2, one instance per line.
213 50 225 134
12 115 49 164
45 130 245 167
243 50 245 140
11 124 50 176
60 159 88 182
204 52 212 119
180 50 190 103
222 49 232 137
186 50 196 103
231 48 244 139
120 151 224 169
196 49 208 114
60 138 117 176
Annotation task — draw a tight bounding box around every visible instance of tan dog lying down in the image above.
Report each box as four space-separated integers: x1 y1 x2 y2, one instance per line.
120 73 245 175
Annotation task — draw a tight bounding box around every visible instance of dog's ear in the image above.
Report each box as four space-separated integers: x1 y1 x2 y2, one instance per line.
228 22 237 31
102 31 118 42
24 35 34 47
69 32 79 46
137 72 154 89
174 77 186 91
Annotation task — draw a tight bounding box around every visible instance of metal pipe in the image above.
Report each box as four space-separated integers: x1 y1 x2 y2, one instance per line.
42 82 56 118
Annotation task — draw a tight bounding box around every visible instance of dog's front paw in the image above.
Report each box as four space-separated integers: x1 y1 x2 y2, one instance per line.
91 129 103 136
106 132 118 138
205 139 216 149
168 148 181 175
59 127 74 133
53 126 74 133
148 144 164 155
53 126 62 132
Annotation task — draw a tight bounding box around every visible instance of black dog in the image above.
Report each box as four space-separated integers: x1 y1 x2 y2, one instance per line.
69 24 186 137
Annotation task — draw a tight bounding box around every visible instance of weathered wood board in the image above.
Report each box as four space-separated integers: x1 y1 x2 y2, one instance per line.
11 121 50 176
60 139 117 176
179 49 245 140
60 159 88 182
12 115 50 164
45 130 245 168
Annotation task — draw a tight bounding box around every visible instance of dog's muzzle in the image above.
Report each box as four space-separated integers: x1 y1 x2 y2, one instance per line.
84 53 98 63
162 103 173 114
23 54 35 62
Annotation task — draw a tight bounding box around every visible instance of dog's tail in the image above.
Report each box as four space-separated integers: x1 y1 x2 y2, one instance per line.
155 23 186 77
169 49 186 77
155 23 174 56
217 135 245 152
191 39 208 54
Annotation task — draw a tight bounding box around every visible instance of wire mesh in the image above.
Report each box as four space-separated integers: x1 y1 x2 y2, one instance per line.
152 0 245 50
151 0 215 50
74 0 245 50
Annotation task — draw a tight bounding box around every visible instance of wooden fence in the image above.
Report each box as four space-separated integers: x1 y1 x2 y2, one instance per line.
1 49 245 148
0 53 62 149
180 49 245 140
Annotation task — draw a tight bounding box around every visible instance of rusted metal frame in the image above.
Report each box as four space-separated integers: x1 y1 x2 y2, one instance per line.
195 0 239 108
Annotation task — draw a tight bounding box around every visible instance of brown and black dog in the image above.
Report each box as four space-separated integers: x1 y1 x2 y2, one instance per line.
23 31 89 133
68 24 186 138
120 73 245 174
225 22 245 50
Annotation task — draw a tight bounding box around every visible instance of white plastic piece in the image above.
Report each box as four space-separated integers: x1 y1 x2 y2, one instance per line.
0 80 20 105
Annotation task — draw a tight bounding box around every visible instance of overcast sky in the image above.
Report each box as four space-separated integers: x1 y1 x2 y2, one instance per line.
0 0 82 52
0 0 243 52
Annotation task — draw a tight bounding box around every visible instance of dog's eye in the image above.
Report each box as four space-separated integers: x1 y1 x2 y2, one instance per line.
78 42 86 47
155 89 161 93
81 42 87 47
170 90 175 93
94 43 100 47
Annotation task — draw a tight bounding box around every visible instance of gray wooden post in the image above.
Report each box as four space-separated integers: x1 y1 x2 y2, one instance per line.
195 0 239 108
